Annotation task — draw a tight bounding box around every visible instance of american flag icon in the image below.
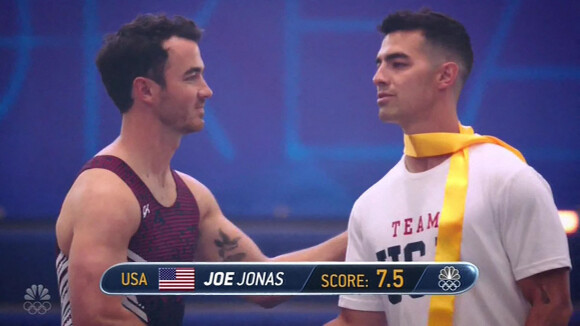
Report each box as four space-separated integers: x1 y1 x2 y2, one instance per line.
158 267 195 291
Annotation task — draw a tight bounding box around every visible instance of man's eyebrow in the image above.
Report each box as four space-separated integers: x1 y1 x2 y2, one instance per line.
385 52 410 61
183 67 203 77
377 52 410 64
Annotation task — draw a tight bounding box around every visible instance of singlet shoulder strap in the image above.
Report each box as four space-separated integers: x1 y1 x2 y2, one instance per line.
80 155 153 208
170 170 190 195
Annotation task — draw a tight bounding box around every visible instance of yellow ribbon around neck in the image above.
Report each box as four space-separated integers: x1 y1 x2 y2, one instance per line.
403 125 525 325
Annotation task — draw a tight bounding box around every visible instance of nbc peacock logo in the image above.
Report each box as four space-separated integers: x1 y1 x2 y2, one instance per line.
23 284 52 315
437 266 461 292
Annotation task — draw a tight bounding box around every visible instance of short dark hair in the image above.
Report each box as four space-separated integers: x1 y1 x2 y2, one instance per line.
379 9 473 85
96 14 202 113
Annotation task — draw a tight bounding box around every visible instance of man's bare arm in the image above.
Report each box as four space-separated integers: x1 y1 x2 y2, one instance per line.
517 267 572 326
180 173 346 308
57 170 144 325
181 172 346 264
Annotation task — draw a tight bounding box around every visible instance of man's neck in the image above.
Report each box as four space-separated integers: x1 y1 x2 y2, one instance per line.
401 115 459 173
102 113 181 185
400 115 460 135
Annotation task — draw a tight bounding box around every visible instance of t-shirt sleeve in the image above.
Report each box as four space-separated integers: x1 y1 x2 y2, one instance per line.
338 200 385 312
499 166 571 281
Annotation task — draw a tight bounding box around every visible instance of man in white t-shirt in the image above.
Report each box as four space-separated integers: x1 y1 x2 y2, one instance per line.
326 9 572 326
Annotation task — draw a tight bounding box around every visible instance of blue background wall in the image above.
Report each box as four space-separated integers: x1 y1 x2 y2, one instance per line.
0 0 579 324
0 0 579 221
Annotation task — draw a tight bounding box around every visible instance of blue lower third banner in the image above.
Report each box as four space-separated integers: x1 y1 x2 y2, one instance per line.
100 262 478 295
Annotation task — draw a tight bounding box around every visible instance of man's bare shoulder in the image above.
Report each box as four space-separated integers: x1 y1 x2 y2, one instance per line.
174 171 209 192
62 168 141 220
174 171 214 202
56 168 141 254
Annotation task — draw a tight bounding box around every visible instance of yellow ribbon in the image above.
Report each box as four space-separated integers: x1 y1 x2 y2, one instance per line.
403 125 525 325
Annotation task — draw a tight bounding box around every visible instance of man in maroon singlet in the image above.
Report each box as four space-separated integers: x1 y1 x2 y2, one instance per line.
55 14 346 326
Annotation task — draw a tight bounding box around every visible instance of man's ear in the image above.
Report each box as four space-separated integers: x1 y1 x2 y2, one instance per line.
132 77 160 105
437 62 460 90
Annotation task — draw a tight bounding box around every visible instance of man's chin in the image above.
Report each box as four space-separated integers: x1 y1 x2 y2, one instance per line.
183 122 205 134
378 109 397 124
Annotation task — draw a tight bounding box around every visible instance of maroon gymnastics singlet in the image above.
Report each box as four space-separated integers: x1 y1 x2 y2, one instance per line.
56 155 200 325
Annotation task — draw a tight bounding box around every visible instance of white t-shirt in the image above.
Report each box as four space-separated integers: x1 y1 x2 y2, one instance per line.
338 143 571 326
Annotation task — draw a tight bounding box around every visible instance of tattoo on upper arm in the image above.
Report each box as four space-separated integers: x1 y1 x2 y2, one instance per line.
214 229 246 261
